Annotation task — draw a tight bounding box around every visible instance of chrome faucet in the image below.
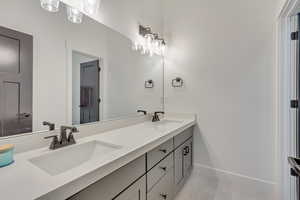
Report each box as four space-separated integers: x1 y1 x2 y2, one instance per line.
44 125 79 150
152 111 165 122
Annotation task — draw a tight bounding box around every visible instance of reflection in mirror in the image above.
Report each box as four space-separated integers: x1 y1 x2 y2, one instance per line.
0 26 33 137
72 51 100 125
0 0 164 138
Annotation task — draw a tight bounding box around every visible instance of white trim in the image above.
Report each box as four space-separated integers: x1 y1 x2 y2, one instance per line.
65 41 104 125
277 1 300 200
194 163 276 185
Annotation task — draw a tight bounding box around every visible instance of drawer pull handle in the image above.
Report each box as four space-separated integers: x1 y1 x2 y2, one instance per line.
159 166 167 171
160 193 168 199
183 146 190 156
186 146 190 154
159 149 167 153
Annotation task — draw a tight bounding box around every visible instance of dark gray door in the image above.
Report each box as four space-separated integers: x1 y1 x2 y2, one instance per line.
0 26 33 137
80 60 100 124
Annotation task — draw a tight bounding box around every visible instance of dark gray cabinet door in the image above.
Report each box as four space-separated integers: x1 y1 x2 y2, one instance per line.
80 60 100 124
0 26 33 137
174 137 193 186
183 138 193 175
113 176 146 200
174 144 185 185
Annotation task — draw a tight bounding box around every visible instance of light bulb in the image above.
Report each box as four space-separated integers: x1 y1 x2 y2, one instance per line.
146 35 152 48
132 41 139 51
161 44 166 55
67 6 83 24
40 0 60 12
83 0 101 15
141 47 147 55
149 49 153 57
154 40 160 49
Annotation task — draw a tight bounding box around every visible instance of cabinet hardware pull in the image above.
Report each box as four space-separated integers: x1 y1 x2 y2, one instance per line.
159 166 167 171
160 193 168 199
186 146 190 154
159 149 167 153
183 146 189 156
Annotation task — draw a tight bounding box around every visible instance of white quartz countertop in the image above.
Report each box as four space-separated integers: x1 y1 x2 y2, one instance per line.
0 116 195 200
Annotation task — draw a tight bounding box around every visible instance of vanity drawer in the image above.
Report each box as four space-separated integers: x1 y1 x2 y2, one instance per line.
68 155 146 200
147 153 174 192
147 139 174 170
174 127 193 149
147 168 174 200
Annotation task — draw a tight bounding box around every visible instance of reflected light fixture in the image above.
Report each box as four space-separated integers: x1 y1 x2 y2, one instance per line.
132 25 166 57
40 0 60 12
67 6 83 24
83 0 101 15
40 0 88 24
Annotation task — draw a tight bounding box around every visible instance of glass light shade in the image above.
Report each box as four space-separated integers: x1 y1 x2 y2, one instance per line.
161 44 166 55
141 46 147 55
67 6 83 24
83 0 101 15
40 0 60 12
132 41 139 51
149 49 153 57
145 35 153 48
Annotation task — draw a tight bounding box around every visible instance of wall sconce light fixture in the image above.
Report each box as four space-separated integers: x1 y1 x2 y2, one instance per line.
40 0 101 24
83 0 101 15
132 25 166 57
67 6 83 24
40 0 60 12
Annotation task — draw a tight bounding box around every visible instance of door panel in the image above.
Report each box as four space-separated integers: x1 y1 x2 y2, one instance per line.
3 82 20 135
183 138 193 176
0 35 20 73
80 60 100 124
174 145 184 185
0 26 33 137
113 176 146 200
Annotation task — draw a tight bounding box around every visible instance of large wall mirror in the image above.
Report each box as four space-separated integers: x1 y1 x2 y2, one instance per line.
0 0 164 138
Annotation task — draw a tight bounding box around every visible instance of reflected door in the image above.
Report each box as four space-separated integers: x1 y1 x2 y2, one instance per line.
0 26 33 137
80 60 100 124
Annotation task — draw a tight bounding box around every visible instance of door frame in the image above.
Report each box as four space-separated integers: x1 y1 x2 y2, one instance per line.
278 1 300 200
66 42 104 125
79 60 100 124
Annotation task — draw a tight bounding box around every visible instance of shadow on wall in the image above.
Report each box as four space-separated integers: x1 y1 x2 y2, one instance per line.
189 125 276 200
192 124 221 199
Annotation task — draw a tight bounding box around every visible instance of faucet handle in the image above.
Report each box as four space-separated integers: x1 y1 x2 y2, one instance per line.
67 129 79 145
68 133 76 145
71 127 79 133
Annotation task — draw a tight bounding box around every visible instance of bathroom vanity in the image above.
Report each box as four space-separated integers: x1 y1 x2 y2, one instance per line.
68 127 193 200
0 116 195 200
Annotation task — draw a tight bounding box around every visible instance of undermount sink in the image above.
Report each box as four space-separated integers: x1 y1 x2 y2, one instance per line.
154 119 183 126
29 141 122 176
152 120 183 131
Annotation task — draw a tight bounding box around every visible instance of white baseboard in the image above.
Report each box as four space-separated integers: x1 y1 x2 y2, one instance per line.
194 163 276 185
187 163 278 200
